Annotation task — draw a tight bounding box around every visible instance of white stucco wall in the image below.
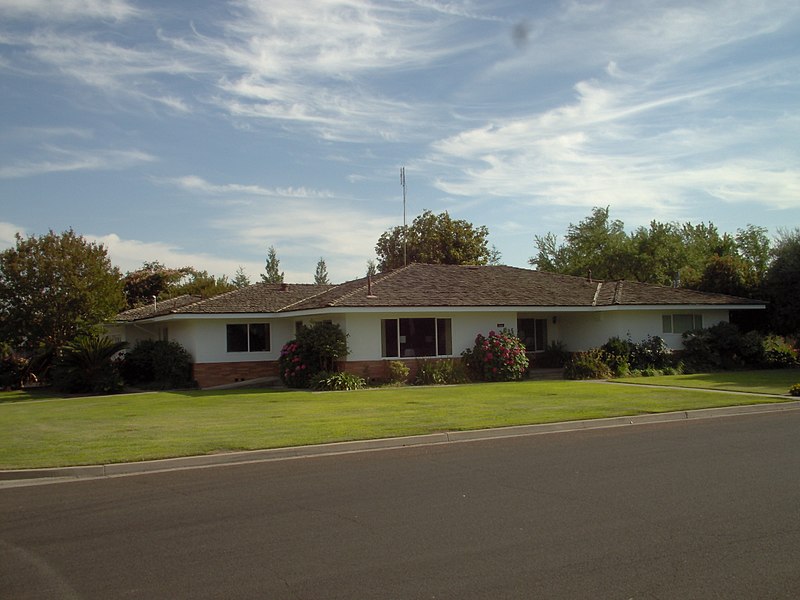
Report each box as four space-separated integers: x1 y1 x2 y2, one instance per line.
557 308 730 351
341 310 550 361
117 306 733 365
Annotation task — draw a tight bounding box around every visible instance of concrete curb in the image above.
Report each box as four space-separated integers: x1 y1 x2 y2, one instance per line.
3 400 800 486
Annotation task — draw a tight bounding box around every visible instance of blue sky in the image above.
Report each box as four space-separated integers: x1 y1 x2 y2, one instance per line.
1 0 798 283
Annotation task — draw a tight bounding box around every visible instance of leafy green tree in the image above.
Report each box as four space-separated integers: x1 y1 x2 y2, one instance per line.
170 269 235 298
124 263 236 305
123 261 189 307
366 259 377 277
629 221 686 285
314 258 331 284
261 245 284 283
375 209 492 271
765 228 800 335
0 230 124 354
530 207 634 280
735 224 771 287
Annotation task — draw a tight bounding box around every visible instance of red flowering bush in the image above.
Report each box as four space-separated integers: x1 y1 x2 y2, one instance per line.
462 330 529 382
278 340 314 388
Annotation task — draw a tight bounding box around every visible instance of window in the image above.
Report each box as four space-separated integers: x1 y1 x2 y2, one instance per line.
227 323 270 352
517 318 547 352
381 318 452 358
662 314 702 334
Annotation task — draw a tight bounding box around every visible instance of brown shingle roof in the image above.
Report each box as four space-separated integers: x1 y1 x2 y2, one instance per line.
115 264 763 322
115 295 203 322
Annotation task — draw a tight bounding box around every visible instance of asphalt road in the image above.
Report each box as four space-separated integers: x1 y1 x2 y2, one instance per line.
2 410 800 599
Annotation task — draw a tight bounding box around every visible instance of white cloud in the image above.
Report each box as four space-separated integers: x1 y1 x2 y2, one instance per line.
0 222 25 247
0 147 155 179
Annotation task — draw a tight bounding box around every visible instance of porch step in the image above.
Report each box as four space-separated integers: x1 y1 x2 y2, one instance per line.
527 368 564 380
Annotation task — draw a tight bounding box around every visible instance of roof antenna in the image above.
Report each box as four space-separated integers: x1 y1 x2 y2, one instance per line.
401 166 407 267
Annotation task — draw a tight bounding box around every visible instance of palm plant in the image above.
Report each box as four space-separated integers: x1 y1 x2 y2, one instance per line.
52 335 128 394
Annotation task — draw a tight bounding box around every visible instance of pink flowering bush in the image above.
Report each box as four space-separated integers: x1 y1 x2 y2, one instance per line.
279 341 313 388
462 329 529 382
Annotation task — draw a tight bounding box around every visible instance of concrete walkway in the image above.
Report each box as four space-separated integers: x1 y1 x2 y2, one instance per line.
3 398 799 488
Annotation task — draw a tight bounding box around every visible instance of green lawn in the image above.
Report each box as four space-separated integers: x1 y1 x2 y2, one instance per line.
615 368 800 395
1 377 795 470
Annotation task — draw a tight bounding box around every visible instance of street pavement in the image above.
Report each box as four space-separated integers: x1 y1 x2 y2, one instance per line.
1 409 799 599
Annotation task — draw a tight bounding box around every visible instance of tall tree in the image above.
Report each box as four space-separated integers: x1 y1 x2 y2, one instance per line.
261 245 284 283
0 230 124 353
375 209 492 272
233 266 251 288
530 207 634 280
314 258 331 285
366 259 377 278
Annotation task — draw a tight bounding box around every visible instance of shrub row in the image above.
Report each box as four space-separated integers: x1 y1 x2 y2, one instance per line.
681 323 798 371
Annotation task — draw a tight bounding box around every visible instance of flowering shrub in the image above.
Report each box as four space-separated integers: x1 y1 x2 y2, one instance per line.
279 322 349 388
789 383 800 397
279 341 314 388
462 330 529 382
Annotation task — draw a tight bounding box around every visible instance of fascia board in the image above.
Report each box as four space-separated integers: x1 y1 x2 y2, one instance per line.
127 302 765 323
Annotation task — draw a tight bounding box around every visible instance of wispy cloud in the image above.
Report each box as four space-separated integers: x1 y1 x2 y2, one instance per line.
167 175 335 199
0 0 141 22
0 146 155 178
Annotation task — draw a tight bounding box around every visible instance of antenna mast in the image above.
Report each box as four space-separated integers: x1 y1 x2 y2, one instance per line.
400 166 407 267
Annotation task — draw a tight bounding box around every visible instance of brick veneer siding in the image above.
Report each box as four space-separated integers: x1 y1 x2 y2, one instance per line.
193 361 280 388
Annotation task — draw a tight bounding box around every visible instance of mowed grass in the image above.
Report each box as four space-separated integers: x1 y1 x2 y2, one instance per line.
615 368 800 395
1 377 795 469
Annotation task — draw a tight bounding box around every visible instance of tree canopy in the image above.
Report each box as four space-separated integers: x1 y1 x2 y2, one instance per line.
530 207 771 296
123 261 235 307
375 209 493 271
0 230 125 353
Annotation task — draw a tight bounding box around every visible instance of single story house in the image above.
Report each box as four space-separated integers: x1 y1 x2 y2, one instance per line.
110 263 765 387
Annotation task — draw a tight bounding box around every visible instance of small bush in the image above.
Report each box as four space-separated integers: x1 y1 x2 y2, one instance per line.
763 335 799 368
537 340 570 368
601 336 634 376
414 359 469 385
563 349 612 380
388 360 410 384
121 339 194 389
789 384 800 397
462 330 529 382
312 371 366 391
630 335 672 370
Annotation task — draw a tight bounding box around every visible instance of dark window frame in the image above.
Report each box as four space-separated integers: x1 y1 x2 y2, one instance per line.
226 323 271 353
381 318 453 358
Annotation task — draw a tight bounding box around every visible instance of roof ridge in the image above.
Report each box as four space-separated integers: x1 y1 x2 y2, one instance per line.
276 284 336 312
328 265 409 306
